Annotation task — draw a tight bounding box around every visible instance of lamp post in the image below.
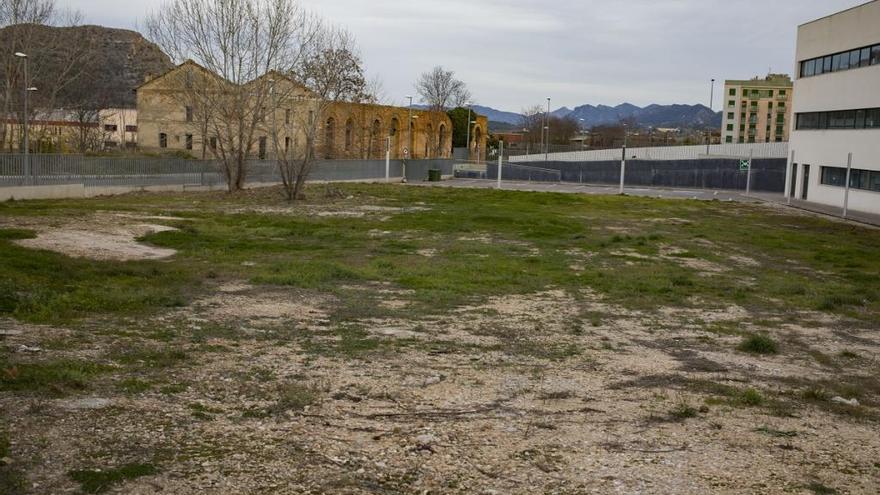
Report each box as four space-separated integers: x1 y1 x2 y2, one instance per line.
706 78 715 156
404 95 413 182
15 52 36 183
545 97 551 162
579 118 586 149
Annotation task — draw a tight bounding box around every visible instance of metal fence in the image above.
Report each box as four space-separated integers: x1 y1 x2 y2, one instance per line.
0 154 455 190
510 142 790 163
454 161 562 182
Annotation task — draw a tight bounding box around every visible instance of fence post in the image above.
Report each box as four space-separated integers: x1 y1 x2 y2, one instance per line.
843 152 852 218
745 149 753 197
385 137 390 183
497 140 503 189
787 150 795 205
619 145 626 194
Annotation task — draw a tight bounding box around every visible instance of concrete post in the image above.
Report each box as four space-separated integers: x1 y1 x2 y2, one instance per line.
497 140 504 189
787 150 795 205
843 152 853 218
745 149 753 197
385 137 390 183
619 145 626 194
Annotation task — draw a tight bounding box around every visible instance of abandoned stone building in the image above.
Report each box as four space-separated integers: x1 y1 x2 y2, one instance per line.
136 61 487 162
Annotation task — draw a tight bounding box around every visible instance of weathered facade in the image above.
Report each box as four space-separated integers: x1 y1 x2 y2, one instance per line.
136 61 486 161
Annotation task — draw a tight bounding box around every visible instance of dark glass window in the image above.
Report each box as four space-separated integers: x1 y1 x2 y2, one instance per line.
185 134 193 150
849 49 860 68
867 109 880 129
822 167 880 192
823 56 832 72
801 60 816 77
821 167 847 187
159 133 167 148
798 107 880 130
860 47 871 67
873 45 880 66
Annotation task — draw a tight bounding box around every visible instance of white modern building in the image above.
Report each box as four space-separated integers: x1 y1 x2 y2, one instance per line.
787 0 880 215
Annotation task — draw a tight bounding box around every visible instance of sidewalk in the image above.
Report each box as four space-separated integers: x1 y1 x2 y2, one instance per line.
768 197 880 228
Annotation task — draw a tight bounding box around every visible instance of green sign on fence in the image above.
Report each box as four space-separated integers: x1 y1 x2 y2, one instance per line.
739 160 750 171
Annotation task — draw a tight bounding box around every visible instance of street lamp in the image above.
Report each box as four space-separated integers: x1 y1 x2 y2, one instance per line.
404 95 413 182
545 97 551 162
14 52 36 183
579 118 586 149
707 78 715 155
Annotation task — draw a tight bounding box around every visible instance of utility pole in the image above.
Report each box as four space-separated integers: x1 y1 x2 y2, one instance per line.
706 78 715 156
545 97 551 162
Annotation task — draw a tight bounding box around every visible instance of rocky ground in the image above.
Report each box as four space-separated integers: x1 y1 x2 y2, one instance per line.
1 186 878 494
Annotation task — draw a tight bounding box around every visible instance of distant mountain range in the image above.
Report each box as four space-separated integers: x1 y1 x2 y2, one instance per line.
479 103 722 131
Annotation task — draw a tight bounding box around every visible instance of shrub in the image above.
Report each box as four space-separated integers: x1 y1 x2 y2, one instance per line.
738 334 779 355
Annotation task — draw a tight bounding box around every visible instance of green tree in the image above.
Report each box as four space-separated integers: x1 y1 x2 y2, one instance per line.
447 107 484 148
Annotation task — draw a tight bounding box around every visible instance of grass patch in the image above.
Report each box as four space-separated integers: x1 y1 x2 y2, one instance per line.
119 378 153 394
668 397 699 421
111 347 189 369
0 429 25 494
0 358 108 395
805 481 838 495
69 463 158 494
738 334 779 355
267 381 325 415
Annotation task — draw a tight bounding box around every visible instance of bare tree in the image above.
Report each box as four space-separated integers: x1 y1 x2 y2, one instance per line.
415 66 471 112
273 27 367 201
147 0 320 192
363 74 387 105
520 104 544 145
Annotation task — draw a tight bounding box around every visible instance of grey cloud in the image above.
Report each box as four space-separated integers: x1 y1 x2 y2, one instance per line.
60 0 866 111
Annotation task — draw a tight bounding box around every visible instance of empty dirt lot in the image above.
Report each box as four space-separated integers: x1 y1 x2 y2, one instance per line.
1 184 878 494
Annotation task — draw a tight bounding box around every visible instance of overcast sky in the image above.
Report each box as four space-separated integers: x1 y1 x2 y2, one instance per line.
60 0 866 111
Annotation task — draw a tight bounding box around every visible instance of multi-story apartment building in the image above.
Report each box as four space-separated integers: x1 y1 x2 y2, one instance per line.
788 0 880 215
721 74 793 144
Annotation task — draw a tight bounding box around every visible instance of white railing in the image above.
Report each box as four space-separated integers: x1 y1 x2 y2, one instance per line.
510 142 790 163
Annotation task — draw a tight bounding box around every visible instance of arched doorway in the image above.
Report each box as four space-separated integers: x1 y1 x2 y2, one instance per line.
344 118 354 154
324 117 336 159
370 119 381 158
